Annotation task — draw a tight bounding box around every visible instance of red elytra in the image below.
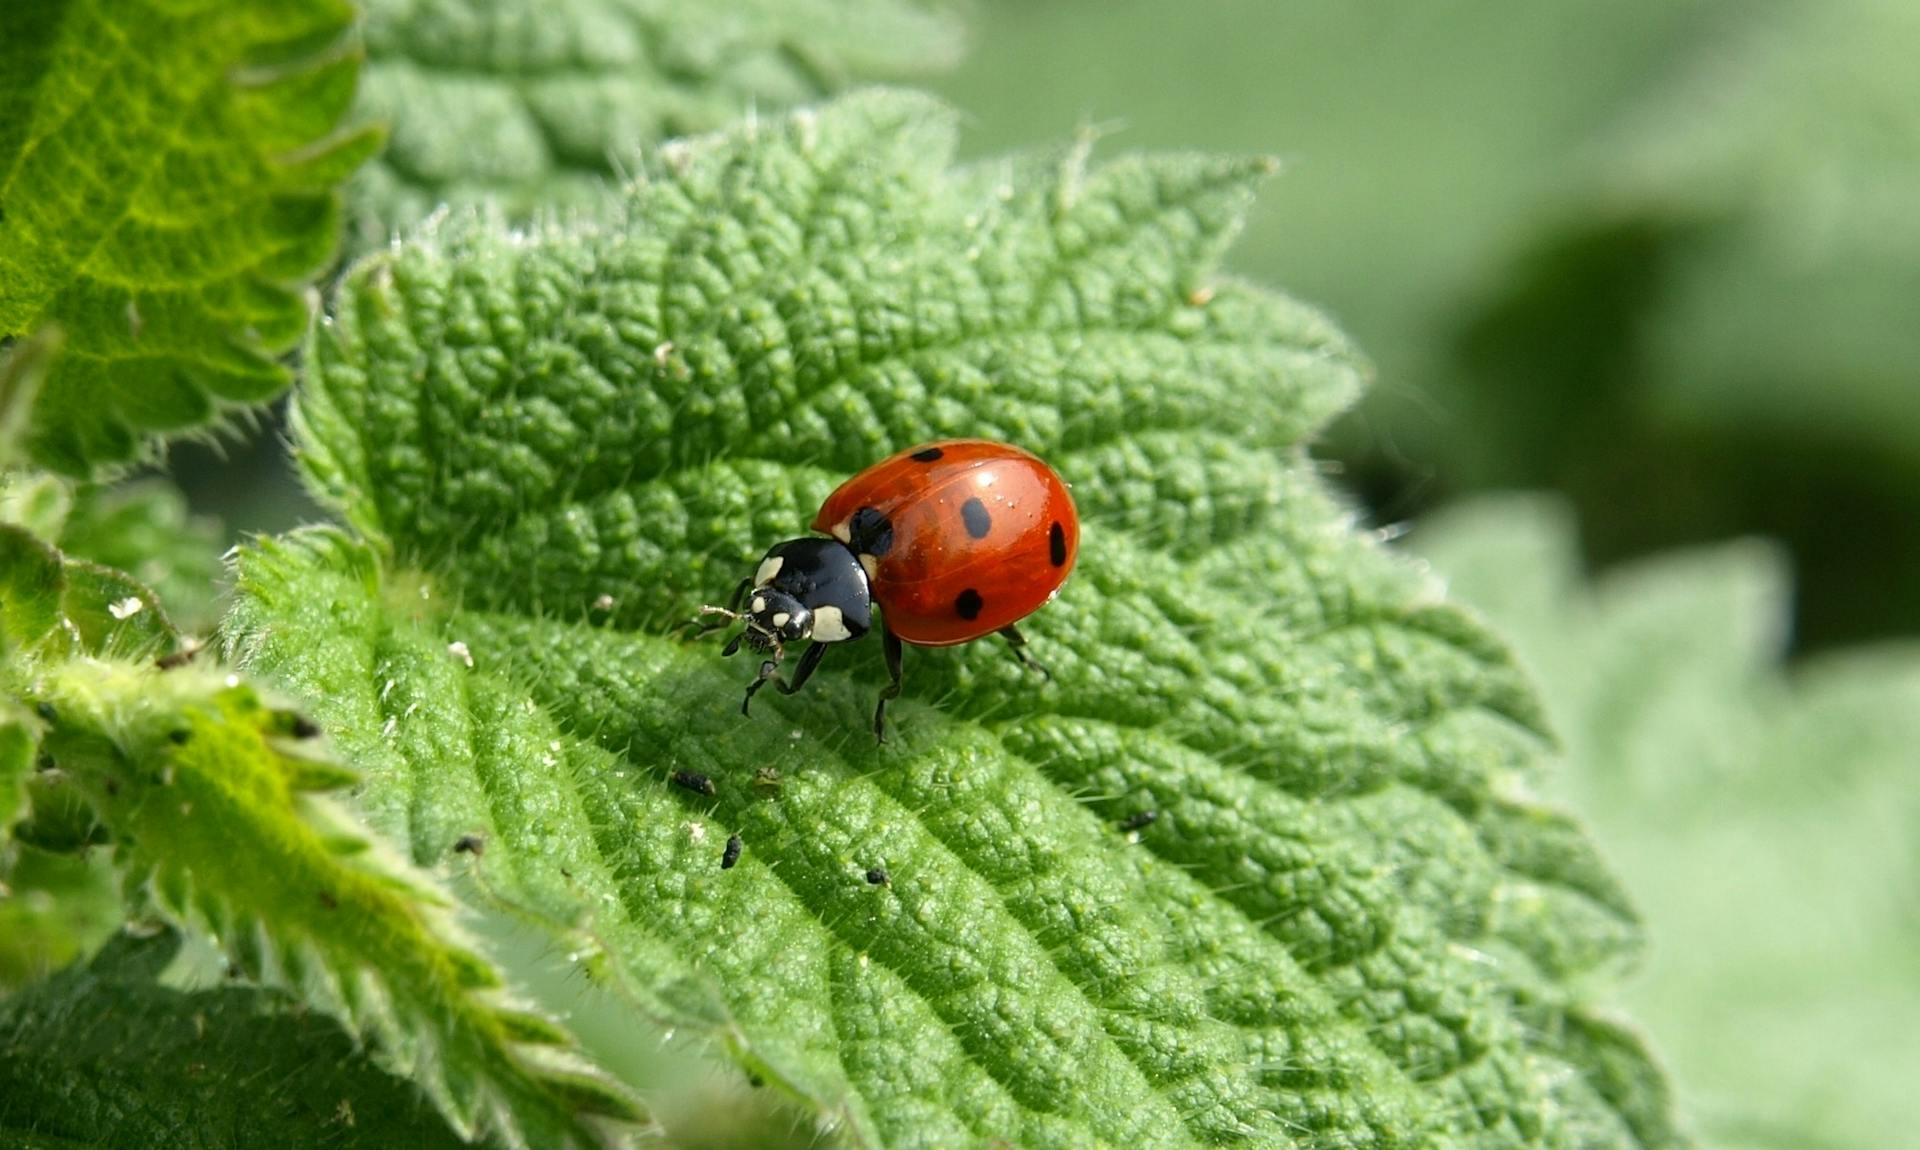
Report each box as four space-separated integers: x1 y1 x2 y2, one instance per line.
812 439 1079 646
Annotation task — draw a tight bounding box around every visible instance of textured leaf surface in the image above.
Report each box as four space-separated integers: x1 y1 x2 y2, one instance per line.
1418 496 1920 1150
0 928 470 1148
0 0 379 475
350 0 964 243
235 91 1675 1147
0 527 647 1148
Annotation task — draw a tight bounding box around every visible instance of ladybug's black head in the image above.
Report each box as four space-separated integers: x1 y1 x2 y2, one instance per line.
698 537 874 663
740 588 813 651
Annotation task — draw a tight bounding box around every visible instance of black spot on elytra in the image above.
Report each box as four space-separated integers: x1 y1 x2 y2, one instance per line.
849 506 894 556
954 588 984 620
1049 521 1068 567
911 446 944 462
961 497 992 539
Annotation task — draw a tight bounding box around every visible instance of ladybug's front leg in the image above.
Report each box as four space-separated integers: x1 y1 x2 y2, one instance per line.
741 641 829 716
872 627 905 743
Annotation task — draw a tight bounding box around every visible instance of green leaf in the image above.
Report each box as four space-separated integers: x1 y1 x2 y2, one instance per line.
0 699 34 834
0 927 472 1148
0 522 180 663
56 479 225 633
0 330 59 470
0 525 64 657
0 0 381 476
21 657 650 1148
1 528 647 1145
2 471 225 633
0 844 121 991
350 0 965 243
234 91 1679 1147
1417 495 1920 1150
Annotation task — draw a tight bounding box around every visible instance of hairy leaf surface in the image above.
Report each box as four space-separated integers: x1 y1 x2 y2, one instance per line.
0 526 647 1149
0 929 470 1148
234 91 1675 1148
350 0 964 242
1420 497 1920 1150
0 0 380 475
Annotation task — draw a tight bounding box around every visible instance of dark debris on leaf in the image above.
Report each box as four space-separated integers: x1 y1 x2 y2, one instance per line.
671 769 715 797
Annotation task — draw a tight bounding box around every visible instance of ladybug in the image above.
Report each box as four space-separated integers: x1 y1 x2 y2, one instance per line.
698 439 1079 740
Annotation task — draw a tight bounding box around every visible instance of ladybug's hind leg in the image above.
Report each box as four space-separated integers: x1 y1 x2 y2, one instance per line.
741 641 829 716
872 627 905 743
997 624 1051 681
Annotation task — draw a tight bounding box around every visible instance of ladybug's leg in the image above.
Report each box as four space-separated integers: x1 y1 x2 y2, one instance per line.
741 642 828 716
997 624 1052 680
872 627 905 743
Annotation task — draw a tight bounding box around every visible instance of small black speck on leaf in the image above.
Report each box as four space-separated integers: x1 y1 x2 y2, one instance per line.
454 834 486 856
671 769 716 796
290 714 322 739
1120 810 1158 831
722 834 743 869
168 729 191 745
865 867 890 886
34 702 56 722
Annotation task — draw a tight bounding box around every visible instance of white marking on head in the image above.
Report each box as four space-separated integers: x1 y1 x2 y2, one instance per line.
812 604 853 642
830 520 852 544
751 596 767 613
771 612 791 628
858 554 880 581
755 555 784 586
